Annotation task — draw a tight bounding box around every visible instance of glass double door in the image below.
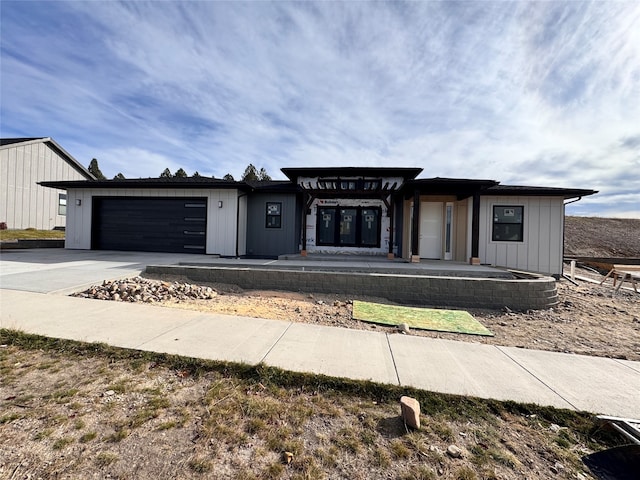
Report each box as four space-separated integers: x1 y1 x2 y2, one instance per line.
317 206 380 248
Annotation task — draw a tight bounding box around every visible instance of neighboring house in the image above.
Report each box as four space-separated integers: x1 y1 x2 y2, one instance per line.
41 167 596 276
0 138 95 230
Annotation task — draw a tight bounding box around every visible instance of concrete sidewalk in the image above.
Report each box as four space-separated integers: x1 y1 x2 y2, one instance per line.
2 288 638 418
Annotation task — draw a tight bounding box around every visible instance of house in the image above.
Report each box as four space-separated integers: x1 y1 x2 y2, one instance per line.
41 167 596 276
0 138 95 230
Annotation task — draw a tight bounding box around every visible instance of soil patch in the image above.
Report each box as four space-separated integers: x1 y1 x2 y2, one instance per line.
141 269 640 362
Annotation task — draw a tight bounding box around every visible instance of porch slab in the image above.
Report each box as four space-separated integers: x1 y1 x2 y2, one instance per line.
180 256 514 279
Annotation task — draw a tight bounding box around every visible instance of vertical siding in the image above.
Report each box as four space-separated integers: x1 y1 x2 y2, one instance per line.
0 141 89 229
64 188 240 256
478 196 564 275
246 193 298 257
237 194 248 256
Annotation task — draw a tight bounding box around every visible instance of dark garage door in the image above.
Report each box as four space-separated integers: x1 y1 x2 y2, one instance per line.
92 197 207 253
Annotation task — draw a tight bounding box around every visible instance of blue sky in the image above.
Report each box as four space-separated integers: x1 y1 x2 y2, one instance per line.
1 1 639 217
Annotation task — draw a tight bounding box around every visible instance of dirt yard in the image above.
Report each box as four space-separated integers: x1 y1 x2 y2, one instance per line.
147 268 640 362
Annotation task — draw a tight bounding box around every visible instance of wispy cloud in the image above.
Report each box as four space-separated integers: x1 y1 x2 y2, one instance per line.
1 1 639 216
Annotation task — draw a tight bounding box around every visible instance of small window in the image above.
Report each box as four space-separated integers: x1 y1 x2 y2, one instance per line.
58 194 67 216
266 202 282 228
492 206 523 242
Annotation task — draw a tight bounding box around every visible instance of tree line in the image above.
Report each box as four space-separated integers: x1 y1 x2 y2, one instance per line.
87 159 271 182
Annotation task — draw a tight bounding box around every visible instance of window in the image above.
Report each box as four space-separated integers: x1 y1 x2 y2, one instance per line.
58 194 67 216
492 206 523 242
317 206 381 247
266 202 282 228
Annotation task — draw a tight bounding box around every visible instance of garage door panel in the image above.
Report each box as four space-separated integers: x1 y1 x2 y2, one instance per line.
92 197 207 253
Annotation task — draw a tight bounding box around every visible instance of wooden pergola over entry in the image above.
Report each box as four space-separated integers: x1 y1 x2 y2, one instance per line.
282 167 423 258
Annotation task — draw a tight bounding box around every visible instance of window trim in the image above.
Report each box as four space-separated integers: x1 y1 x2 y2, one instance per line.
266 202 282 229
58 193 67 216
492 205 524 242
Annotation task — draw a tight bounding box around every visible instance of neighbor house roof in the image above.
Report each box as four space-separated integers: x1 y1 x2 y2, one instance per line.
0 137 95 180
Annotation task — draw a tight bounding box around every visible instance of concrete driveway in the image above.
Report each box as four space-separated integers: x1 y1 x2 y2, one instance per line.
0 249 213 294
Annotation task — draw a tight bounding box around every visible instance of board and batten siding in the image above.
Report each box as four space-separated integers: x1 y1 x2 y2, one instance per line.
246 193 298 257
64 188 242 256
0 142 88 229
478 196 565 275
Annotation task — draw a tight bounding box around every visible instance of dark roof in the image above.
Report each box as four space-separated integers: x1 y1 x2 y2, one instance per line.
0 137 46 146
486 185 598 199
281 167 423 181
404 177 499 198
40 177 251 190
244 180 299 193
0 137 95 180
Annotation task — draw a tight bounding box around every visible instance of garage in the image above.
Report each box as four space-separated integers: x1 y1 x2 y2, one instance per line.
91 197 207 253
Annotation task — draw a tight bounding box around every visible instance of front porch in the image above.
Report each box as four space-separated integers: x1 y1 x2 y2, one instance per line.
149 255 556 310
271 253 512 279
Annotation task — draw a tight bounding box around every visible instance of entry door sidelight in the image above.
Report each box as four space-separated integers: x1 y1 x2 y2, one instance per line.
318 208 337 245
339 208 357 245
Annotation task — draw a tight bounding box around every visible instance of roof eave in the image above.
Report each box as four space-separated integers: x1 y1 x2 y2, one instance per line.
0 137 95 180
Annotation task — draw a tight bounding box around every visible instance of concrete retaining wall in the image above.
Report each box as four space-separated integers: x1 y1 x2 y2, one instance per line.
146 265 558 311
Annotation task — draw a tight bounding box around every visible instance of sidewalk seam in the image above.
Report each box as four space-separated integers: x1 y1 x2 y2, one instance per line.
495 346 578 410
386 334 401 386
259 322 294 364
613 358 640 374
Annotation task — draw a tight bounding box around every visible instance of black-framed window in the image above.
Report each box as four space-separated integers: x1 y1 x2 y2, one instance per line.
316 206 381 248
266 202 282 228
58 193 67 216
492 206 523 242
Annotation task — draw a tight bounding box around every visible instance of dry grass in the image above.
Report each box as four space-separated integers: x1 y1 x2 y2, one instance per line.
0 330 623 479
0 228 65 240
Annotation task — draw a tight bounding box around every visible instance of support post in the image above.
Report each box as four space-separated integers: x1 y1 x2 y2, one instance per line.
470 192 480 265
301 191 308 255
411 190 420 263
387 196 394 259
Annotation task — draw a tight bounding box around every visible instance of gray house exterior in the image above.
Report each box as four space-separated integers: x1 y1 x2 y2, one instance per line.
245 181 300 258
42 166 596 276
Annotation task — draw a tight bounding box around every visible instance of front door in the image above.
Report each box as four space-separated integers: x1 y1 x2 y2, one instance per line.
419 202 443 259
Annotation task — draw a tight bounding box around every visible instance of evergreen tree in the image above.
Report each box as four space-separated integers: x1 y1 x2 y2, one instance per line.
241 164 259 181
258 167 272 181
113 173 125 180
160 168 172 178
174 168 188 178
192 171 201 178
88 158 106 180
223 173 235 181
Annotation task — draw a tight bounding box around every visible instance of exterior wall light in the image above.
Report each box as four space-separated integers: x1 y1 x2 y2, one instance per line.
218 201 223 208
75 199 82 206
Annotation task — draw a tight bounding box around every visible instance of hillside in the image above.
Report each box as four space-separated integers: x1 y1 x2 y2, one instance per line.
564 216 640 257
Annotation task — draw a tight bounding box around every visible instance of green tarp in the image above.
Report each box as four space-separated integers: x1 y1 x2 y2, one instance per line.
352 300 493 336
